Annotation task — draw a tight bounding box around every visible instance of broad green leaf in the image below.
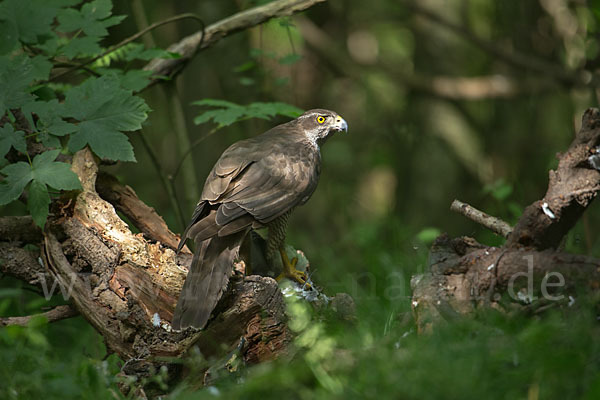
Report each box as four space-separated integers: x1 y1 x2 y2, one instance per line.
0 0 56 44
31 149 81 190
28 180 50 228
24 100 77 137
61 36 102 59
118 69 153 92
0 124 27 157
68 128 135 162
0 161 32 205
29 55 53 81
193 107 246 127
0 150 80 209
63 75 149 161
0 18 18 55
57 0 124 37
37 133 62 148
0 54 41 114
247 102 303 118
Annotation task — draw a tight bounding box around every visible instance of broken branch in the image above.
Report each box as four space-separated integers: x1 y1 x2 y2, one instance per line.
0 305 78 327
450 199 512 238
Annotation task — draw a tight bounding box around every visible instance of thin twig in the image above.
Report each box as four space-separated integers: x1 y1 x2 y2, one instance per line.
165 83 200 221
138 132 186 230
450 199 512 238
171 126 219 183
0 305 78 327
128 0 187 233
48 13 204 82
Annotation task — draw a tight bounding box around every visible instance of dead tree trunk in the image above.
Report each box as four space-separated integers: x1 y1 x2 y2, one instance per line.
1 148 292 389
412 108 600 333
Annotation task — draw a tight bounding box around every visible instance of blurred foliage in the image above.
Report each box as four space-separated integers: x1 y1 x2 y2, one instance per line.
2 0 600 398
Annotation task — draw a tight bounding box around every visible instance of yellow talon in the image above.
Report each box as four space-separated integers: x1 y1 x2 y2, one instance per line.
275 247 310 288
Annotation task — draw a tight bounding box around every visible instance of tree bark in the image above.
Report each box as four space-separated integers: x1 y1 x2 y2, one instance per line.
0 148 292 390
412 108 600 333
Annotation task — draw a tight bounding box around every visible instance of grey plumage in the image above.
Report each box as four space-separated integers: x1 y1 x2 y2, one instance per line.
172 109 348 330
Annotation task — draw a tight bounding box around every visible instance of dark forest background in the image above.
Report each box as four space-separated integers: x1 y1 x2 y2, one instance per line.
2 0 600 398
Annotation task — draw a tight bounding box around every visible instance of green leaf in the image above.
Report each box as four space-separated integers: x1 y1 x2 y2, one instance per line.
0 0 57 44
247 102 303 118
0 18 18 55
233 61 256 73
37 133 62 148
0 150 80 211
118 69 153 92
0 161 32 205
28 180 50 228
24 100 77 137
0 54 43 115
57 0 124 37
31 149 81 190
68 128 136 161
416 227 441 244
483 179 513 201
29 55 53 81
193 99 241 108
123 43 175 61
193 106 246 127
192 99 303 128
0 124 27 157
60 36 102 59
63 75 149 161
278 54 302 65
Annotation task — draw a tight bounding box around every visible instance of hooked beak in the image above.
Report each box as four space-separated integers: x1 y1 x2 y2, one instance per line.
334 115 348 132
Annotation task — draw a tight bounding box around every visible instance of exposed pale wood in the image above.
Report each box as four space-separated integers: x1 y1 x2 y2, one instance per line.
96 172 187 251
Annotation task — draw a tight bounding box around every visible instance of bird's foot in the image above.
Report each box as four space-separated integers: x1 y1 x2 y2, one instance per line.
275 247 311 288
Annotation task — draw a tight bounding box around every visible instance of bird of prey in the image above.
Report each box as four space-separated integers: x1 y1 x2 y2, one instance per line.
172 109 348 330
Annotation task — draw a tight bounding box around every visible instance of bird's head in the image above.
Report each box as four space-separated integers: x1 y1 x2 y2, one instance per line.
297 109 348 146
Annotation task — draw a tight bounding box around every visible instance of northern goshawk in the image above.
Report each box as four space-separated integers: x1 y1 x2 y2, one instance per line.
172 109 348 330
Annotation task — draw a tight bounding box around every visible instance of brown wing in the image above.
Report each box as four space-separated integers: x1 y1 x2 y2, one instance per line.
180 128 320 246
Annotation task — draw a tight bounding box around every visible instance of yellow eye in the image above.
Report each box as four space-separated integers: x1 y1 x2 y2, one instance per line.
316 115 326 124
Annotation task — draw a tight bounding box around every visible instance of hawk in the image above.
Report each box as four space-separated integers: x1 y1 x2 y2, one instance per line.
172 109 348 330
